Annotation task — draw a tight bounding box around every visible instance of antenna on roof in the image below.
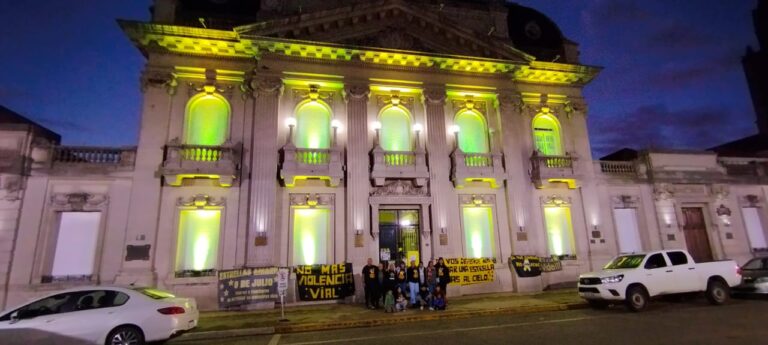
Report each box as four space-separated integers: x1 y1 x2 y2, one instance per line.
487 26 496 36
552 55 561 62
198 18 207 28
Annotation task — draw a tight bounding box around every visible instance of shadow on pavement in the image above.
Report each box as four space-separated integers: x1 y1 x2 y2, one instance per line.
1 329 91 345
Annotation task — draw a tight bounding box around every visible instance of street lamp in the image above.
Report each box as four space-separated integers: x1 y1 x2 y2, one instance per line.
331 119 342 146
285 117 297 143
372 121 382 146
449 124 460 148
413 123 423 148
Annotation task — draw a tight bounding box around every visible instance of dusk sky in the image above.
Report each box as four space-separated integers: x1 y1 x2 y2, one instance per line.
0 1 760 157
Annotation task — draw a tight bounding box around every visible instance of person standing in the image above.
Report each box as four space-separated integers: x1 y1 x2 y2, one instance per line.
435 257 451 301
396 261 408 300
376 262 385 307
384 262 397 296
425 260 437 295
406 260 420 307
362 258 379 309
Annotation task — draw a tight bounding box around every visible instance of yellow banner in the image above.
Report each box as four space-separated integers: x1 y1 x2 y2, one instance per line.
444 258 495 285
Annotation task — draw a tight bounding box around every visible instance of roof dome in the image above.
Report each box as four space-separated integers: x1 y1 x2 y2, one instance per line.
507 3 566 62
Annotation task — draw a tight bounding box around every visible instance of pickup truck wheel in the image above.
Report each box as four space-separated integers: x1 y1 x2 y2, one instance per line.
706 280 730 305
587 300 609 310
625 286 649 312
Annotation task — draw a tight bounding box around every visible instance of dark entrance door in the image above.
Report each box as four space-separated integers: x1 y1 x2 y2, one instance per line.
378 210 420 266
681 207 714 262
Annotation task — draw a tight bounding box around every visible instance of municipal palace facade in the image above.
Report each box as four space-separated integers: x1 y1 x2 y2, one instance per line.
1 0 767 310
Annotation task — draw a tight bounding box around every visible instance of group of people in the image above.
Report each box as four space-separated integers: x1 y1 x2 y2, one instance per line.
362 257 452 312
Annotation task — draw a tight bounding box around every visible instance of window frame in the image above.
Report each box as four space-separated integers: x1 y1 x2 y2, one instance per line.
289 205 334 266
172 205 225 279
531 113 563 156
454 109 490 154
293 99 333 149
378 104 413 152
183 91 232 146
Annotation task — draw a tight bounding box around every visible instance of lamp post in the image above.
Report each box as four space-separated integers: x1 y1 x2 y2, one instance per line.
413 123 423 149
285 117 296 144
372 121 382 146
331 119 342 147
449 124 460 149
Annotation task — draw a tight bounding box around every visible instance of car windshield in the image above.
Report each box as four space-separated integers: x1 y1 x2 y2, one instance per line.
604 254 646 269
132 287 176 300
742 258 766 270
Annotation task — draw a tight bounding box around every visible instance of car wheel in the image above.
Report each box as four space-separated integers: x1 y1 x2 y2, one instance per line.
625 285 649 312
706 279 730 305
587 300 609 310
106 325 145 345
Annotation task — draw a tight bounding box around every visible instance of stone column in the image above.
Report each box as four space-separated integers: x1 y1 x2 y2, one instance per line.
343 83 371 261
247 76 283 266
114 67 176 286
423 86 455 259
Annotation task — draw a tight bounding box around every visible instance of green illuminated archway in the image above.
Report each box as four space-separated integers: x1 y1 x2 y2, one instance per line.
379 106 412 151
295 101 332 149
184 93 230 146
532 114 562 156
455 110 489 153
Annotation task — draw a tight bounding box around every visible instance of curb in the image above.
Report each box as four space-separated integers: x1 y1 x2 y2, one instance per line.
172 302 586 342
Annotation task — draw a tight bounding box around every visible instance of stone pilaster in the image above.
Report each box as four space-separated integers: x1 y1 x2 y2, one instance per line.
423 86 455 258
114 68 175 286
247 76 283 266
343 83 371 261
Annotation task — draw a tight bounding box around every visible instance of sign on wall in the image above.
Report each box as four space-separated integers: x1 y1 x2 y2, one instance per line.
295 263 355 301
509 255 542 277
540 257 563 272
444 258 495 285
217 267 279 309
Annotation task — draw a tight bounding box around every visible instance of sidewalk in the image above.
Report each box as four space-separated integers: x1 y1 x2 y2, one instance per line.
173 289 585 342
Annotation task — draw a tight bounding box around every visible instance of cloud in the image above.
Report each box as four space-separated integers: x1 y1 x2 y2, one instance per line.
644 52 741 89
34 116 95 134
589 104 753 157
644 24 710 52
583 0 650 27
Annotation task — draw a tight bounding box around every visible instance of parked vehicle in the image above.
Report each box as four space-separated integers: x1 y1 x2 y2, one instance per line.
577 250 741 311
733 256 768 294
0 286 198 345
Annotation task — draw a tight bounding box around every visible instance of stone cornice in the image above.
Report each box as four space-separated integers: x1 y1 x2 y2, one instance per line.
119 20 601 86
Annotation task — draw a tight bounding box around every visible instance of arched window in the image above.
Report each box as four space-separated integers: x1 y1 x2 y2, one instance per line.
295 101 332 149
532 114 562 156
455 110 489 153
184 93 231 146
379 106 412 151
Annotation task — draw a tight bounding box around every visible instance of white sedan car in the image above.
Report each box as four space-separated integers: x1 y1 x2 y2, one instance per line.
0 286 198 345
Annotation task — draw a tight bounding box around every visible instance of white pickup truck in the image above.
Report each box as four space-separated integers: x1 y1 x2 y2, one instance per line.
577 250 741 311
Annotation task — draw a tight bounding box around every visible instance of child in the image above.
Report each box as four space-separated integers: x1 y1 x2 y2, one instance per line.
383 290 395 313
417 284 432 310
432 285 446 311
395 286 407 312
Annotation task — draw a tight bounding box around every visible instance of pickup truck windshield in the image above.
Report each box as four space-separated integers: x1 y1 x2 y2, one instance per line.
604 254 646 269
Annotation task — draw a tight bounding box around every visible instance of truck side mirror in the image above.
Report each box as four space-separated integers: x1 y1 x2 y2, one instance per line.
9 311 19 324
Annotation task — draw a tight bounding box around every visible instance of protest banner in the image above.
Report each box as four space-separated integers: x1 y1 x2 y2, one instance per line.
540 256 563 272
217 267 278 309
295 263 355 301
443 258 495 285
509 255 542 277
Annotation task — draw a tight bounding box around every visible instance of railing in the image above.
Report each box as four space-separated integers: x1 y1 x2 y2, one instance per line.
295 148 331 165
532 155 574 169
167 144 238 163
53 146 135 165
599 161 636 174
41 274 93 284
384 151 416 166
463 153 494 167
717 158 766 177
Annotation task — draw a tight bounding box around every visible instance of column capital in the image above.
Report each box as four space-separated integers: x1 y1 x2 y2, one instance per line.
343 83 370 102
496 92 523 110
139 66 177 95
423 86 446 105
251 76 283 97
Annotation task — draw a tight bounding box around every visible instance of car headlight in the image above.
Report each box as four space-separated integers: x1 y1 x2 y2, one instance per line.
601 274 624 284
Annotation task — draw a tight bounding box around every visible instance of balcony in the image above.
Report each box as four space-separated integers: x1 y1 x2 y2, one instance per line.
450 149 505 188
48 146 136 173
370 146 429 186
160 142 241 187
530 152 577 188
280 143 343 187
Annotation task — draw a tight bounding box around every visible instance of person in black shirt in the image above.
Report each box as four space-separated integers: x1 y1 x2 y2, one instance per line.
362 258 379 309
406 260 420 307
435 257 451 302
384 262 397 296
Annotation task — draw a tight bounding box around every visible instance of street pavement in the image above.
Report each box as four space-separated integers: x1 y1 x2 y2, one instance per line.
177 297 768 345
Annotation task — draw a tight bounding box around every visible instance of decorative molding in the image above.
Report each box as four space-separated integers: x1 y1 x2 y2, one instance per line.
251 76 284 97
370 179 429 197
739 194 762 208
458 194 496 206
289 193 335 207
716 204 732 217
343 83 370 102
422 87 446 105
710 184 730 200
293 84 336 107
611 194 639 209
376 91 416 113
49 192 109 211
541 194 571 206
653 183 674 201
139 67 177 95
451 96 488 117
186 82 236 100
176 194 226 208
495 93 522 111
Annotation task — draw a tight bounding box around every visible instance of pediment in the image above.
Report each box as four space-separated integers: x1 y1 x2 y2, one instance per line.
235 2 531 62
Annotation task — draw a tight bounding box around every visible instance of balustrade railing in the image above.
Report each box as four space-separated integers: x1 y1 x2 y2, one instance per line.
295 148 331 165
53 146 135 165
463 153 494 167
599 160 636 175
166 144 238 163
533 155 573 169
384 151 416 166
717 158 767 177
